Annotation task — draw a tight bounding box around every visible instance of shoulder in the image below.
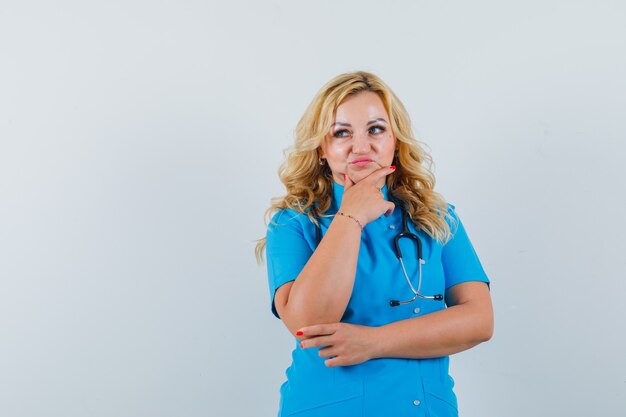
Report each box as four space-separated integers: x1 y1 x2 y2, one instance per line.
269 208 310 229
441 202 461 237
267 208 316 239
266 208 317 253
445 202 458 221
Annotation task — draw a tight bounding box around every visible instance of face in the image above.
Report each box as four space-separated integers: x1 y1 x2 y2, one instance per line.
320 91 396 186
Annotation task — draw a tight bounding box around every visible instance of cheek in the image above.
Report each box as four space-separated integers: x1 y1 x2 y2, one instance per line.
325 143 349 160
378 137 396 160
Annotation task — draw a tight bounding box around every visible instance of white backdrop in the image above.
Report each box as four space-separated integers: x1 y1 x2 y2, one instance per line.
1 1 625 416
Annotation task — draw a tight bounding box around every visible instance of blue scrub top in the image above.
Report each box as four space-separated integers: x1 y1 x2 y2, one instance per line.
266 183 490 417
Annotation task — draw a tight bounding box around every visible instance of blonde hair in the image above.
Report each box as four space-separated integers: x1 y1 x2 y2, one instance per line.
255 71 453 262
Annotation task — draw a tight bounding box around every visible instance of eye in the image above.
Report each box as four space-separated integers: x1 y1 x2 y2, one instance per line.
332 129 351 138
369 125 386 135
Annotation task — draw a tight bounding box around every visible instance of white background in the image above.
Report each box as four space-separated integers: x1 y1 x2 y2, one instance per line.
1 1 625 416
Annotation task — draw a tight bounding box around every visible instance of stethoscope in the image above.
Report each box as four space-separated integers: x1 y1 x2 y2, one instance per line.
314 208 443 307
390 209 443 306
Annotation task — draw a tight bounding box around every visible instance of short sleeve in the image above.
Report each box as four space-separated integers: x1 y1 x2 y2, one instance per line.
441 204 490 290
265 210 314 318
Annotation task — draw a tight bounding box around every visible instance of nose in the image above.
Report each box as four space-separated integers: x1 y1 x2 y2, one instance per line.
351 131 371 155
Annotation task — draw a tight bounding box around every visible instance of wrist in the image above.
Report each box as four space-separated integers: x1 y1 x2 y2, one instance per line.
336 211 364 231
369 325 387 360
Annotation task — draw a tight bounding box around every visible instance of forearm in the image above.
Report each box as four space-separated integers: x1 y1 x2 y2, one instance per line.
280 215 362 331
371 300 494 359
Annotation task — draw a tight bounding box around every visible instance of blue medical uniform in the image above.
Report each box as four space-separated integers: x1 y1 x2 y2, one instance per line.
266 183 490 417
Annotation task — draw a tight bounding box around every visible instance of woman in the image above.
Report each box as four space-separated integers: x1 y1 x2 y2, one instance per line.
256 71 493 417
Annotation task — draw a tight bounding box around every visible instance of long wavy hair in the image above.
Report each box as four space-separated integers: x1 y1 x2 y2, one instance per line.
255 71 453 262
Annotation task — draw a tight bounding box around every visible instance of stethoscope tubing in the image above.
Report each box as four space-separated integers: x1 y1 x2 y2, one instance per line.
390 211 444 306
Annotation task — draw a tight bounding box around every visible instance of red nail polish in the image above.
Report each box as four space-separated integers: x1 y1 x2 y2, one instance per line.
343 174 346 181
296 331 303 336
300 342 304 348
390 165 396 170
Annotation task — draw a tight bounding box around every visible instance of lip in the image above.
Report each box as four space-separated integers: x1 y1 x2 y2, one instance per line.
350 158 374 167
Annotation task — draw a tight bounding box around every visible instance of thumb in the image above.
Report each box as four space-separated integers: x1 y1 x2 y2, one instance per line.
384 201 396 217
343 173 354 190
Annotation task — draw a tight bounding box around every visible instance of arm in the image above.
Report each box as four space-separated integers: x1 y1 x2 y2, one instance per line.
373 281 493 359
298 281 493 367
274 167 396 336
274 214 362 334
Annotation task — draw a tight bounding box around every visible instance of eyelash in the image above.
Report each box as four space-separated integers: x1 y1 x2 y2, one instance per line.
369 125 385 135
332 125 386 138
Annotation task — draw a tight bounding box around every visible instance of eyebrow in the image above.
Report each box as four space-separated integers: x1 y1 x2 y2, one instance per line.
367 118 388 125
331 118 388 128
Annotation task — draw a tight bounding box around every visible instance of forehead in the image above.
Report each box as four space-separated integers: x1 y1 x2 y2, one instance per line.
334 91 388 122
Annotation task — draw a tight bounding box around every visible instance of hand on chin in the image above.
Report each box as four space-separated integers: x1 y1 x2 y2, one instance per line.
346 164 378 184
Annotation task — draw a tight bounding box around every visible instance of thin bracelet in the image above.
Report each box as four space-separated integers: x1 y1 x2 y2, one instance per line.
337 212 363 231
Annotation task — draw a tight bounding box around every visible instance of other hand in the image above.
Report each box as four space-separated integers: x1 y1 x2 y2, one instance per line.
296 323 380 367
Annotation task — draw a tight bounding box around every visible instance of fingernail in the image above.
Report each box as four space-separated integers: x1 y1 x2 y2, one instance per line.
343 174 346 181
296 331 303 336
300 342 304 348
390 165 396 170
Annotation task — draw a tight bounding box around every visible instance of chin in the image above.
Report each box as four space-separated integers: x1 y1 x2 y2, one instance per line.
347 172 369 183
347 166 377 183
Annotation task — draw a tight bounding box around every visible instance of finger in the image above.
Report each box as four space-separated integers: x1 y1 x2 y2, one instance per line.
343 173 354 190
300 335 334 349
324 356 343 368
384 201 396 217
318 346 337 358
296 324 337 339
365 165 396 184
